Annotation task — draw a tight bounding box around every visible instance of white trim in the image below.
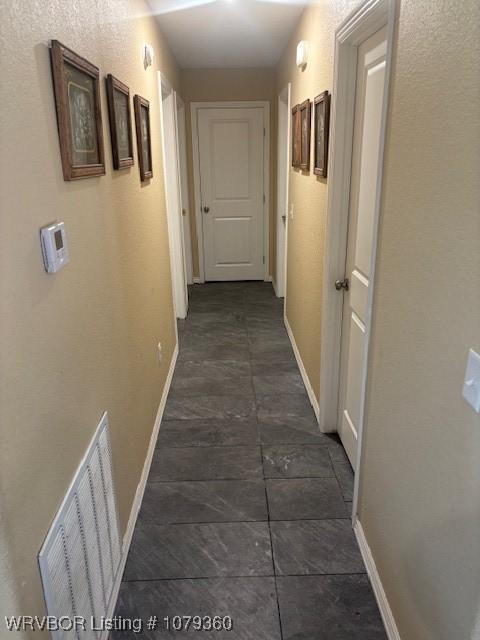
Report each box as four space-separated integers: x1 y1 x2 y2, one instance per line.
284 315 320 421
272 276 279 296
192 277 202 284
275 83 291 299
317 0 397 522
158 72 188 320
105 343 178 638
176 94 194 286
354 518 402 640
190 101 271 282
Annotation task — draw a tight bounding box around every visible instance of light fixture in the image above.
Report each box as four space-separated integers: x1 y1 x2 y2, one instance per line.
296 40 308 69
143 42 154 69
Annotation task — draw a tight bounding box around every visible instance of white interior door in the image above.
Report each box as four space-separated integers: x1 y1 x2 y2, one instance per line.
176 97 193 285
197 107 265 281
338 27 387 468
275 85 290 298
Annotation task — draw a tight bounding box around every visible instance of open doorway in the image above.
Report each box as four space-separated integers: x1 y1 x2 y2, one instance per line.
274 83 291 299
158 72 188 319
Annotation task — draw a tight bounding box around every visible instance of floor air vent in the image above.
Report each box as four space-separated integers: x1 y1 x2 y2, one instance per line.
38 412 122 639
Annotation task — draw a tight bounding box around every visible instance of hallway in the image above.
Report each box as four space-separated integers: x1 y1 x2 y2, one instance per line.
114 283 386 639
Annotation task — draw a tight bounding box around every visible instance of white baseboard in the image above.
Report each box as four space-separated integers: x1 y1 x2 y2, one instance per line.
192 277 202 284
265 275 273 283
284 315 320 421
354 519 401 640
104 343 178 636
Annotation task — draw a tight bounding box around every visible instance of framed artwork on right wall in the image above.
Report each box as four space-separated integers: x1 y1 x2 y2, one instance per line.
291 104 301 167
299 99 312 170
314 91 331 178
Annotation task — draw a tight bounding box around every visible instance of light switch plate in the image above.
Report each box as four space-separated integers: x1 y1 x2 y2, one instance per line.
462 349 480 413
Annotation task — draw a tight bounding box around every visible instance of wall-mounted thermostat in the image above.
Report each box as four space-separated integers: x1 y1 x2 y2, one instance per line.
40 221 69 273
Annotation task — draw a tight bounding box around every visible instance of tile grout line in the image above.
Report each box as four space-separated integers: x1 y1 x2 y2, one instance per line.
121 571 369 584
136 516 353 526
155 440 331 448
147 474 336 483
250 300 284 640
260 440 285 640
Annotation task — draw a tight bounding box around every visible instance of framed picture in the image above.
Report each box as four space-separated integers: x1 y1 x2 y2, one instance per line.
50 40 105 180
299 99 311 171
106 74 134 169
133 95 153 181
291 104 301 167
314 91 331 177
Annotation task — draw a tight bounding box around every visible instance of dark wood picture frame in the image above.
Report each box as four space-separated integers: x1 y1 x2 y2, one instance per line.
299 99 312 171
106 74 134 169
291 104 301 167
133 95 153 181
314 91 331 177
50 40 105 180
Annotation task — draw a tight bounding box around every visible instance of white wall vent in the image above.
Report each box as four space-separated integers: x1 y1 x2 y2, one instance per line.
38 412 122 639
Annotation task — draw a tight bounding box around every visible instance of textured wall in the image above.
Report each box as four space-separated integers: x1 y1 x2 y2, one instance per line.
358 1 480 638
0 0 179 628
276 1 358 397
180 68 277 279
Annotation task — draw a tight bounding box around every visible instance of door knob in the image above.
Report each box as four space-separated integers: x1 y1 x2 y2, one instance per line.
182 208 187 216
335 278 349 291
203 206 210 214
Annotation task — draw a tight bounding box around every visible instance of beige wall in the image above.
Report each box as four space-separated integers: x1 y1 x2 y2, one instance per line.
358 1 480 639
276 1 358 397
277 2 480 638
180 68 276 278
0 0 179 628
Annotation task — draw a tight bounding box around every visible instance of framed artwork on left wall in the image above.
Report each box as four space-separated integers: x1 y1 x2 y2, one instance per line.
133 94 153 181
50 40 105 180
106 74 134 169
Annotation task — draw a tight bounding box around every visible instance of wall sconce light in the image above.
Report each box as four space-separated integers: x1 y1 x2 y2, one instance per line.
296 40 308 70
143 43 154 69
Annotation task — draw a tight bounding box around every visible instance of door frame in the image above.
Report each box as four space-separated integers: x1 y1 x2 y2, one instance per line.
176 95 194 285
317 0 397 519
190 101 270 283
158 72 188 319
274 84 291 300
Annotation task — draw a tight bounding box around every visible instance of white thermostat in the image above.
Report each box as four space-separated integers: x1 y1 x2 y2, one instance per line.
40 221 69 273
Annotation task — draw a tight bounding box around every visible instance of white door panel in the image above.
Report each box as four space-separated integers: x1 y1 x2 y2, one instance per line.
349 269 369 322
338 27 387 468
355 58 387 278
198 107 265 281
344 312 366 433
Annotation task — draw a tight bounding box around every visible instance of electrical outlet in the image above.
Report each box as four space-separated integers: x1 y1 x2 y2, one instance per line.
157 342 163 364
463 349 480 413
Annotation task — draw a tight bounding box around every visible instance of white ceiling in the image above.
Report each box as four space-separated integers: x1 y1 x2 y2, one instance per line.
147 0 308 68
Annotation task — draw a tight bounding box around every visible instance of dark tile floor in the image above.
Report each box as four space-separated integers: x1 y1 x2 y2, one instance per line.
114 282 386 639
